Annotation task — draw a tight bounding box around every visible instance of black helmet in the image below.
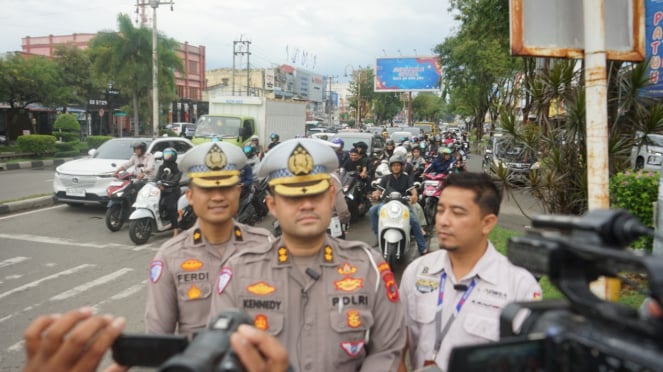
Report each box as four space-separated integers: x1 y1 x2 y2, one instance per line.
132 141 147 153
386 139 395 146
162 147 177 162
270 133 280 141
353 141 368 153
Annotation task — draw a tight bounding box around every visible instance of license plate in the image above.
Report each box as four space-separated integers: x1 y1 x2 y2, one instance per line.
65 187 86 197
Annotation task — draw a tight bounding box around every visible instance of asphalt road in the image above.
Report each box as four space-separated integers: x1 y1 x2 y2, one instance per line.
0 167 55 202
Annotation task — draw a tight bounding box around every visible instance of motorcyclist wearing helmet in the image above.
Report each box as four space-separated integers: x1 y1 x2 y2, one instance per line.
249 135 264 160
155 148 182 236
380 139 396 161
426 146 456 175
369 155 427 255
331 137 349 167
240 145 256 198
267 133 281 152
410 145 426 180
113 141 156 180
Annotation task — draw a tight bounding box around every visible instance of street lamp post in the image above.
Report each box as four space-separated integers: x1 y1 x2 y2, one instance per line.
150 0 174 137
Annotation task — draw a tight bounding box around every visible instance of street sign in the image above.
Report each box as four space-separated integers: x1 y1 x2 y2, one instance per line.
98 108 105 117
510 0 645 61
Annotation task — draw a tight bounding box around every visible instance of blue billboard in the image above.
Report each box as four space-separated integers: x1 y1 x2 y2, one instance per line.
644 0 663 97
374 57 442 92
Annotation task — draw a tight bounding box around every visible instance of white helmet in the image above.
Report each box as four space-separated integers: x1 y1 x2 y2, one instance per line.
393 146 408 161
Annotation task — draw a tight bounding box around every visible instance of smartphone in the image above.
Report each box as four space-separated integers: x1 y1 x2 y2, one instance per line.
111 333 189 367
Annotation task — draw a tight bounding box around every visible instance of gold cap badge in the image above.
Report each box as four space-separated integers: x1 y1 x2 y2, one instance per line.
205 144 227 170
288 144 314 175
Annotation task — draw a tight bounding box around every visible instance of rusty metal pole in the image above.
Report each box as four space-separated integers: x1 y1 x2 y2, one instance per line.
584 0 619 300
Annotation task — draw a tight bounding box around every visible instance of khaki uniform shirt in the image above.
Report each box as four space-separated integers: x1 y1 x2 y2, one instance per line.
209 236 406 372
400 242 542 371
145 222 273 335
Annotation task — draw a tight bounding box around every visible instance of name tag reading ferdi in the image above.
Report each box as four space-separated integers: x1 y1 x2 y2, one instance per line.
329 216 343 237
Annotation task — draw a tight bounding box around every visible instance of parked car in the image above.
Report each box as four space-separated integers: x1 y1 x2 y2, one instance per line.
631 131 663 171
166 122 196 139
482 133 538 183
53 137 193 206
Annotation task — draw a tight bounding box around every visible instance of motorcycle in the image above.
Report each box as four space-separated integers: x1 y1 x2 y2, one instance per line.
419 172 448 232
128 179 196 245
237 178 269 226
373 183 417 269
105 172 144 232
339 168 371 221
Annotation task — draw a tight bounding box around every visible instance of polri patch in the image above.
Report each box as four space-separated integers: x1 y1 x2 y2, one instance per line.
340 341 365 357
150 260 163 283
347 309 361 328
217 267 233 294
381 270 399 303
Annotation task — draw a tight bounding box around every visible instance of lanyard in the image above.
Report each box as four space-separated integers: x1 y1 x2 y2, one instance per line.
432 271 477 357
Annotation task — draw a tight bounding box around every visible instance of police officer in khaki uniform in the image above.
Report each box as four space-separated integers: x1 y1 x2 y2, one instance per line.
145 141 273 335
209 138 405 372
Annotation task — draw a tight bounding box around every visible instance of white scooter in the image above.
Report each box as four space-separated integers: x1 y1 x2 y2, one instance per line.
127 175 195 245
373 183 418 268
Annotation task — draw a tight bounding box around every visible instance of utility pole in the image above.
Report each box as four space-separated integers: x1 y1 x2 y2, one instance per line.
135 0 174 137
232 39 251 96
327 75 337 126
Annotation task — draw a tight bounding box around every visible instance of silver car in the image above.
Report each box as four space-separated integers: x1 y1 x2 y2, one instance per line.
631 131 663 171
53 137 193 205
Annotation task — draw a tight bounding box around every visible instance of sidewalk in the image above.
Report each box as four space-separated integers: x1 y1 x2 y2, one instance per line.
0 157 80 215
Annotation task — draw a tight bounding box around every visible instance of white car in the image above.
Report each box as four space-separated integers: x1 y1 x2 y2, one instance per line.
53 137 193 205
631 132 663 171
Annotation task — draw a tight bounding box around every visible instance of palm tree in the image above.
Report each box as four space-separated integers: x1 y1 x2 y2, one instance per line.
89 13 182 136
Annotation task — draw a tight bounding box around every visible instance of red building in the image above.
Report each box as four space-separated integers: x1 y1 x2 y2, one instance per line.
21 33 206 102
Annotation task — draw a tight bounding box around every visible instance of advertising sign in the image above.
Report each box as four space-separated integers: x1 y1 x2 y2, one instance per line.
644 0 663 97
374 57 442 92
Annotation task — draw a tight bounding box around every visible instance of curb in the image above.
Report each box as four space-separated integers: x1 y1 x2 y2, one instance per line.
0 196 56 216
0 157 79 171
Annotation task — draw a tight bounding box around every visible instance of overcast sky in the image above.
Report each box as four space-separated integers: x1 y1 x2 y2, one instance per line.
1 0 456 81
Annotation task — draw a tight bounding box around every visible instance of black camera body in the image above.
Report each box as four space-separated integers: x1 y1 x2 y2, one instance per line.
112 308 252 371
448 209 663 372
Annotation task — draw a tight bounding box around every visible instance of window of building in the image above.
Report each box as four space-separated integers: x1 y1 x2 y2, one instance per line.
177 86 185 98
189 87 199 100
188 61 198 74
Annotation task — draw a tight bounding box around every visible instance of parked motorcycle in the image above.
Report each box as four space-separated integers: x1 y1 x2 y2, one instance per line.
373 183 417 268
339 168 371 221
237 178 269 226
128 180 195 245
105 172 144 232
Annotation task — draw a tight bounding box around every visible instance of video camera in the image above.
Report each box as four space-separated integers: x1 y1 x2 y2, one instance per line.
112 308 252 371
448 209 663 371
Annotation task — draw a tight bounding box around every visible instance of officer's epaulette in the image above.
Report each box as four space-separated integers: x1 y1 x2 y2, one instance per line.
233 225 243 241
192 228 203 244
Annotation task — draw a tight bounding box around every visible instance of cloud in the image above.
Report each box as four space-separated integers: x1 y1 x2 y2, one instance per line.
0 0 456 79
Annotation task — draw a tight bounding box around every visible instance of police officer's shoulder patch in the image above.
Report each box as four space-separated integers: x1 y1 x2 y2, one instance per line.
149 260 163 283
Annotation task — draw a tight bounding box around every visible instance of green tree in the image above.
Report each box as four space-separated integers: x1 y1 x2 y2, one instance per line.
53 44 101 109
0 53 66 138
88 13 182 136
412 93 443 122
372 92 403 125
347 68 375 126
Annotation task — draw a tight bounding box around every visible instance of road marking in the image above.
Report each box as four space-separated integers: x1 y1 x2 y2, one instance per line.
0 233 153 251
0 256 30 268
0 264 95 301
0 204 65 221
3 280 148 356
50 268 134 301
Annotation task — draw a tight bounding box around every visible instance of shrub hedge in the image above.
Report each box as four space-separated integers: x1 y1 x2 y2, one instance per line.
609 170 659 250
53 114 81 142
16 135 57 156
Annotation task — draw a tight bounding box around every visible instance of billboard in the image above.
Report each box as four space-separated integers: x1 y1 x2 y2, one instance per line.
644 0 663 97
374 57 442 92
